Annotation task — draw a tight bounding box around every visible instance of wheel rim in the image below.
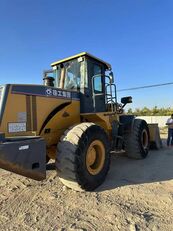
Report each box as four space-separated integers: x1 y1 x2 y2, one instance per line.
141 129 149 149
86 140 105 175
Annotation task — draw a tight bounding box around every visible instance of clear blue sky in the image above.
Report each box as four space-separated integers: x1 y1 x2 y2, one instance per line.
0 0 173 109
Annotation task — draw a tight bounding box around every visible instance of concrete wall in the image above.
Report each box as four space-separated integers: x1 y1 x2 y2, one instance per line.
137 116 169 128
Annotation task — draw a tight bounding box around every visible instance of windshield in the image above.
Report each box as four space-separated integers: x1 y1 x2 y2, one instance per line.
53 58 85 90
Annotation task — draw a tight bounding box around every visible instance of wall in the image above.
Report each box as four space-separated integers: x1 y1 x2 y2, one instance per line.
137 116 169 128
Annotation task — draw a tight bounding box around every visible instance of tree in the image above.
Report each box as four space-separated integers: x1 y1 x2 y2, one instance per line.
126 107 173 116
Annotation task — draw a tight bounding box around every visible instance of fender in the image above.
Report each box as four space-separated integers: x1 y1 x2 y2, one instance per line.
39 102 71 135
119 114 135 134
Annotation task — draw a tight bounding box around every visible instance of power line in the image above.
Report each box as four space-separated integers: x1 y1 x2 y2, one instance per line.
117 82 173 92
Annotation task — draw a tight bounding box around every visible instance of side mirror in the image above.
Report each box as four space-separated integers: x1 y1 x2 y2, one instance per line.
109 71 114 83
121 96 132 107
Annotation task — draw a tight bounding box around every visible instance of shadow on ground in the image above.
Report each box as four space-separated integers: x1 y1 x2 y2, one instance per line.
46 139 173 192
46 163 55 171
98 139 173 191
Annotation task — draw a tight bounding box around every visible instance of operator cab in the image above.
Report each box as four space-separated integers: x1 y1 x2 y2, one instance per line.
44 52 117 113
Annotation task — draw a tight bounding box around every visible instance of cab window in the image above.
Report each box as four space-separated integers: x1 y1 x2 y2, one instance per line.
64 60 80 90
53 58 85 91
93 64 103 93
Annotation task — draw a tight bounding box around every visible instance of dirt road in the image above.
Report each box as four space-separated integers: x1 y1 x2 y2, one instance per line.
0 139 173 231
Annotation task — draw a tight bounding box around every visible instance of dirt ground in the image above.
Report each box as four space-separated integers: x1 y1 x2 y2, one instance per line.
0 137 173 231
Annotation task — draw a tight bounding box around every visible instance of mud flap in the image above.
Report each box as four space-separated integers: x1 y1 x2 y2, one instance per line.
0 137 46 180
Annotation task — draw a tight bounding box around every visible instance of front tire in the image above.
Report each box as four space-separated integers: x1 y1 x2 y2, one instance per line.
124 119 150 159
56 123 111 191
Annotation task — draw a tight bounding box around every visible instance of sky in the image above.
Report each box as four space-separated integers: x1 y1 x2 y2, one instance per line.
0 0 173 109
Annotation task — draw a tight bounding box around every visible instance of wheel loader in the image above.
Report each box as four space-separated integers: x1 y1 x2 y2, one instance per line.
0 52 161 191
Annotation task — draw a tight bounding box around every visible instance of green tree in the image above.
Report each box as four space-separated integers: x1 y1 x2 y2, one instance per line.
125 107 173 116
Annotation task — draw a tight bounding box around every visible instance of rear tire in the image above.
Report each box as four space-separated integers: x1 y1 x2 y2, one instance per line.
124 119 150 159
55 123 110 191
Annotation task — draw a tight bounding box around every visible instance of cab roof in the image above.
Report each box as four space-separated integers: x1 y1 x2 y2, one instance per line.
51 52 111 70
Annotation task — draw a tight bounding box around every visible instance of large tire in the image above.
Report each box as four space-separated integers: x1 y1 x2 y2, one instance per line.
56 123 111 191
124 119 150 159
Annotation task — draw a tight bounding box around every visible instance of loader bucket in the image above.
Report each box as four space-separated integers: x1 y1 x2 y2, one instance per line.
148 123 162 149
0 136 46 180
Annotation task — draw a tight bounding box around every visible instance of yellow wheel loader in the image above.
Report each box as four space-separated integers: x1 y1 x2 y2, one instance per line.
0 52 161 191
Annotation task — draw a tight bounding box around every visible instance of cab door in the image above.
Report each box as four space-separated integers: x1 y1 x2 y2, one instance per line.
90 61 106 112
79 58 106 113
